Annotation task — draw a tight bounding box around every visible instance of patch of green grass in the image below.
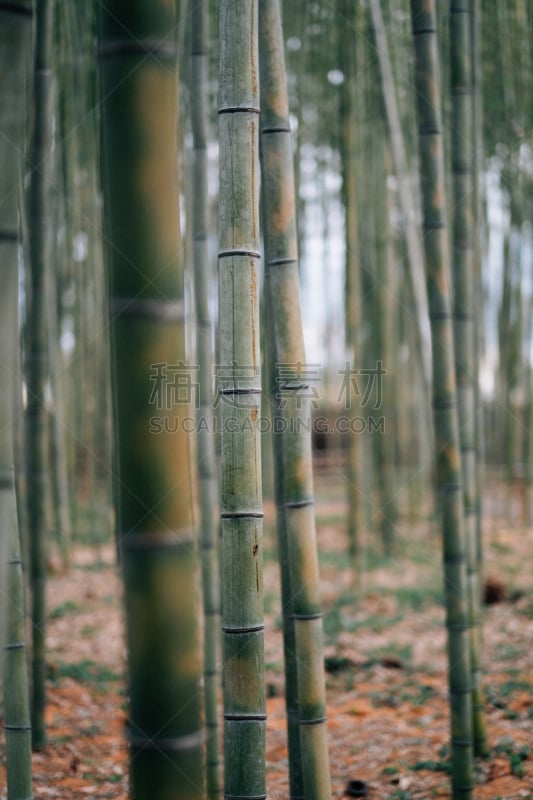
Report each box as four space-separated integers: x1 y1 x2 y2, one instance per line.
490 540 513 555
318 549 352 571
498 678 532 696
49 600 80 619
51 733 74 744
394 585 443 610
365 643 413 667
322 606 404 639
51 659 122 685
493 737 530 778
381 765 399 776
516 595 533 619
81 625 97 637
495 644 526 662
401 683 438 706
315 512 346 527
386 791 412 800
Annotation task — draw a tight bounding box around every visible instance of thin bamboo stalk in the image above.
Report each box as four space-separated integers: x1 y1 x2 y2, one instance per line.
339 0 366 571
368 0 431 409
260 2 332 798
449 0 488 758
409 1 474 796
98 3 203 796
218 3 265 798
190 2 220 797
27 0 55 750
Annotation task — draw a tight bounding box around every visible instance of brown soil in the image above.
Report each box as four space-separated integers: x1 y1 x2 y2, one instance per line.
1 477 532 799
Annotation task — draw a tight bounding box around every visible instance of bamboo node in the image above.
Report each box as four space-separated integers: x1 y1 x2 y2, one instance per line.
0 226 18 240
218 105 260 115
218 248 261 259
4 724 32 731
268 257 298 266
298 716 327 727
128 729 205 751
261 126 291 134
109 297 185 322
5 641 26 650
282 498 314 509
222 623 264 634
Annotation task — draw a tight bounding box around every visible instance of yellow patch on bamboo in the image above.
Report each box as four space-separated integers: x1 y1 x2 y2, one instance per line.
250 119 257 242
249 3 257 99
134 66 180 266
271 188 294 236
250 260 258 370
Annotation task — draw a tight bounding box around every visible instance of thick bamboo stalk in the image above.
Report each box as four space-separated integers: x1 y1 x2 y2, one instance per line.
98 3 203 797
259 2 332 799
409 2 474 797
27 0 55 750
190 2 220 797
0 2 34 794
218 3 265 798
449 0 488 758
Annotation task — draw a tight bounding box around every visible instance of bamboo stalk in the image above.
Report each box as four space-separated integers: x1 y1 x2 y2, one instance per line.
339 0 366 571
409 2 474 796
218 3 265 798
449 0 488 758
190 2 220 797
368 0 432 411
259 2 332 798
0 2 34 794
98 3 203 797
27 0 55 750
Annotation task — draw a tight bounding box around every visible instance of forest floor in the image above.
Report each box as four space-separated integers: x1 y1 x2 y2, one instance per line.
1 474 533 799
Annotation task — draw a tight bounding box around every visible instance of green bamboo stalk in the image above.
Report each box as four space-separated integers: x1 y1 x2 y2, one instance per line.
27 0 55 750
338 0 365 571
368 0 431 406
373 143 397 555
190 2 220 797
409 2 474 797
98 4 203 797
0 3 34 793
218 3 265 798
470 0 485 572
3 492 33 800
259 2 332 799
0 0 32 639
47 18 72 565
449 0 488 758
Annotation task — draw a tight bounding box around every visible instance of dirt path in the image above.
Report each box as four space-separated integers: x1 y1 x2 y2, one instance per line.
1 493 533 799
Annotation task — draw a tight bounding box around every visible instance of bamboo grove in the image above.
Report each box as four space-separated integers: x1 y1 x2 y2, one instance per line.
0 2 532 800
